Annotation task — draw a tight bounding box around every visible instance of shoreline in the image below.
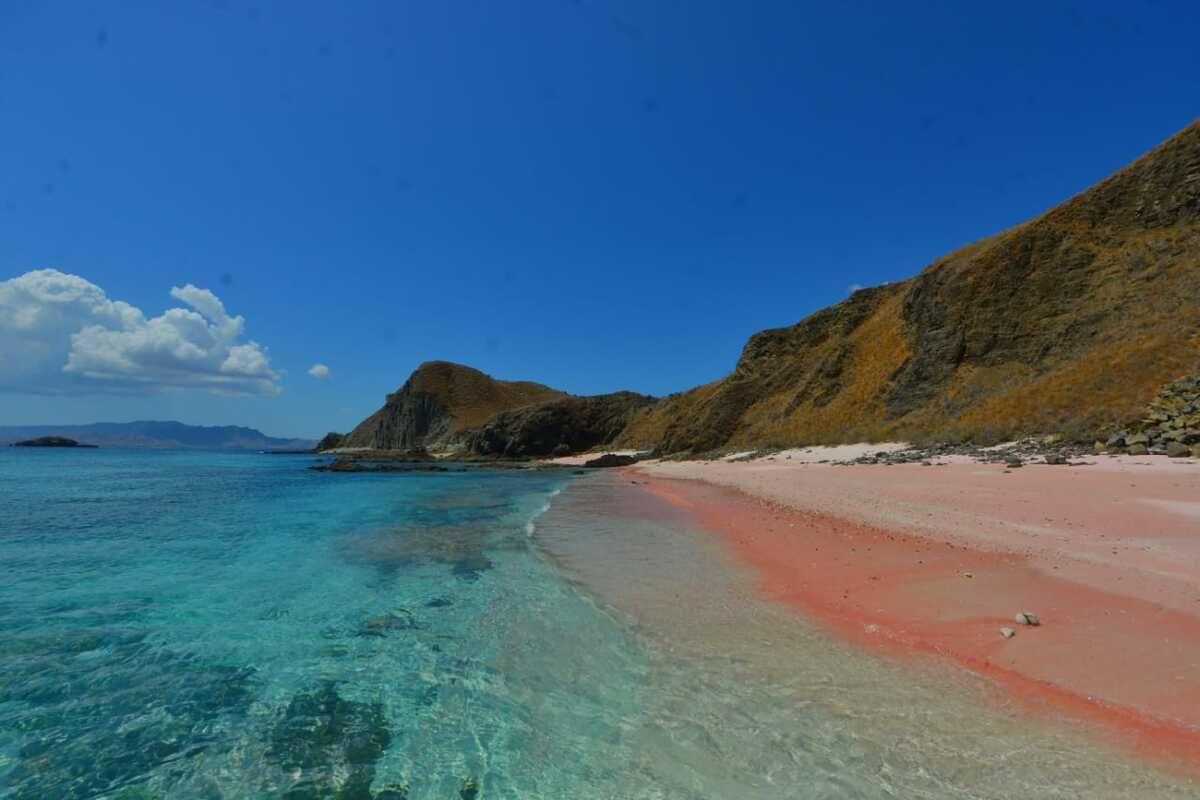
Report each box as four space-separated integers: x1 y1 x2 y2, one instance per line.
628 451 1200 775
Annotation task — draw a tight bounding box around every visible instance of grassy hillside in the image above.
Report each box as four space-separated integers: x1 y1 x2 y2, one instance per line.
401 361 566 432
618 119 1200 453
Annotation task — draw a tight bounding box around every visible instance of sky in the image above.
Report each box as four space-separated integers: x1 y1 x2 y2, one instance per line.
1 1 1197 438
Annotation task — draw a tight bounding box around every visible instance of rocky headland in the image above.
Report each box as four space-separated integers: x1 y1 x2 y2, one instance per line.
330 120 1199 465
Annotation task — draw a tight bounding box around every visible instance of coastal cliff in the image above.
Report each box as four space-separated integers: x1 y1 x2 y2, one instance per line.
463 392 656 458
341 361 566 451
618 119 1200 452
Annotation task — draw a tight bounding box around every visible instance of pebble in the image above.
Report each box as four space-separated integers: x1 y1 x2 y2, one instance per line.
1000 627 1016 639
1015 611 1040 626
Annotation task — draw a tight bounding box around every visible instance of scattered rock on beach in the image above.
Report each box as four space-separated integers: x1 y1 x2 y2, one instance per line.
1015 611 1040 626
1044 453 1068 465
583 453 638 468
1005 457 1024 468
1166 441 1191 458
1000 627 1016 639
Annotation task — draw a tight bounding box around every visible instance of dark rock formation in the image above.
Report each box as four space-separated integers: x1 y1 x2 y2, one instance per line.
310 459 453 473
309 449 447 472
583 453 639 468
341 361 565 451
11 436 97 448
464 392 656 458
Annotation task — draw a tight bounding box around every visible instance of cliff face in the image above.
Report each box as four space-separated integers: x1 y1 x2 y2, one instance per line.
340 361 566 451
464 392 657 458
619 119 1200 452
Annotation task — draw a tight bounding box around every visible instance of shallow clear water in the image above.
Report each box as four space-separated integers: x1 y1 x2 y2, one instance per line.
0 449 1194 799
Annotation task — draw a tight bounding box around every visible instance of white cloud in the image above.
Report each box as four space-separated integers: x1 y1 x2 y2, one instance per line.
0 269 280 395
847 283 864 294
307 363 331 379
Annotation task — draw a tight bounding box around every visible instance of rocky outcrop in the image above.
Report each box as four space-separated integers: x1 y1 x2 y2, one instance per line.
1102 375 1200 456
341 361 565 451
583 453 639 468
464 392 656 458
315 432 345 452
618 118 1200 454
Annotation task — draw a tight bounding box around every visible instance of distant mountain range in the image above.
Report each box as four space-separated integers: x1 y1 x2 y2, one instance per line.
0 421 316 451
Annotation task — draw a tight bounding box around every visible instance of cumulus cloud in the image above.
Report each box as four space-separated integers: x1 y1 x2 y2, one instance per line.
307 363 331 379
0 269 280 395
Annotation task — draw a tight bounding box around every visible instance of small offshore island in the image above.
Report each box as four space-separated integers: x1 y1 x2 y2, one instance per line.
10 435 97 448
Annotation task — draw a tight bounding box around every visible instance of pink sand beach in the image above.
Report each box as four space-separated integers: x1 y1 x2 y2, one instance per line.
630 450 1200 769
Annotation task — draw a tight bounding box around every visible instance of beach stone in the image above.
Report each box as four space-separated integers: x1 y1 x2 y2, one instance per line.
1125 432 1150 446
1192 444 1200 458
1106 433 1126 448
1004 457 1023 468
1044 453 1068 465
1127 443 1149 455
1000 627 1016 639
1015 611 1040 626
583 453 638 468
1166 442 1191 458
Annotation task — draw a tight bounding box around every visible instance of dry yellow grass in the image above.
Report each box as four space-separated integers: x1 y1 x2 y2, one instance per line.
617 120 1200 453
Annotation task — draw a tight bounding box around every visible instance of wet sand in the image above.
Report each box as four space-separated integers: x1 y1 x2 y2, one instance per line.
631 452 1200 771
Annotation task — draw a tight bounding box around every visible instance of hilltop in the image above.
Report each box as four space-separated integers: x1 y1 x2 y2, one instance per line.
617 118 1200 453
340 360 567 451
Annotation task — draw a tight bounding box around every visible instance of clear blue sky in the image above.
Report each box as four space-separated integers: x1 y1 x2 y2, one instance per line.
2 1 1197 438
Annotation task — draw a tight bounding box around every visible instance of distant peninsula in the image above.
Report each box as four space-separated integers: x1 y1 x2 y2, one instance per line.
11 436 98 448
0 421 315 451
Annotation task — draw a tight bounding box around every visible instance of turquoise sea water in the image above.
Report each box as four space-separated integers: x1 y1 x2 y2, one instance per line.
0 449 1195 799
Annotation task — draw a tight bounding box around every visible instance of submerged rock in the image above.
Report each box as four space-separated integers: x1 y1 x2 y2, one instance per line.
268 681 391 798
357 608 421 637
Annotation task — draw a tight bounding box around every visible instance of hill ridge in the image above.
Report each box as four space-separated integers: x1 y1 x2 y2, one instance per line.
616 118 1200 452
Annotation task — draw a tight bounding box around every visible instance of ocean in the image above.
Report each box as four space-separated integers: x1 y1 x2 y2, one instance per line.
0 449 1192 799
